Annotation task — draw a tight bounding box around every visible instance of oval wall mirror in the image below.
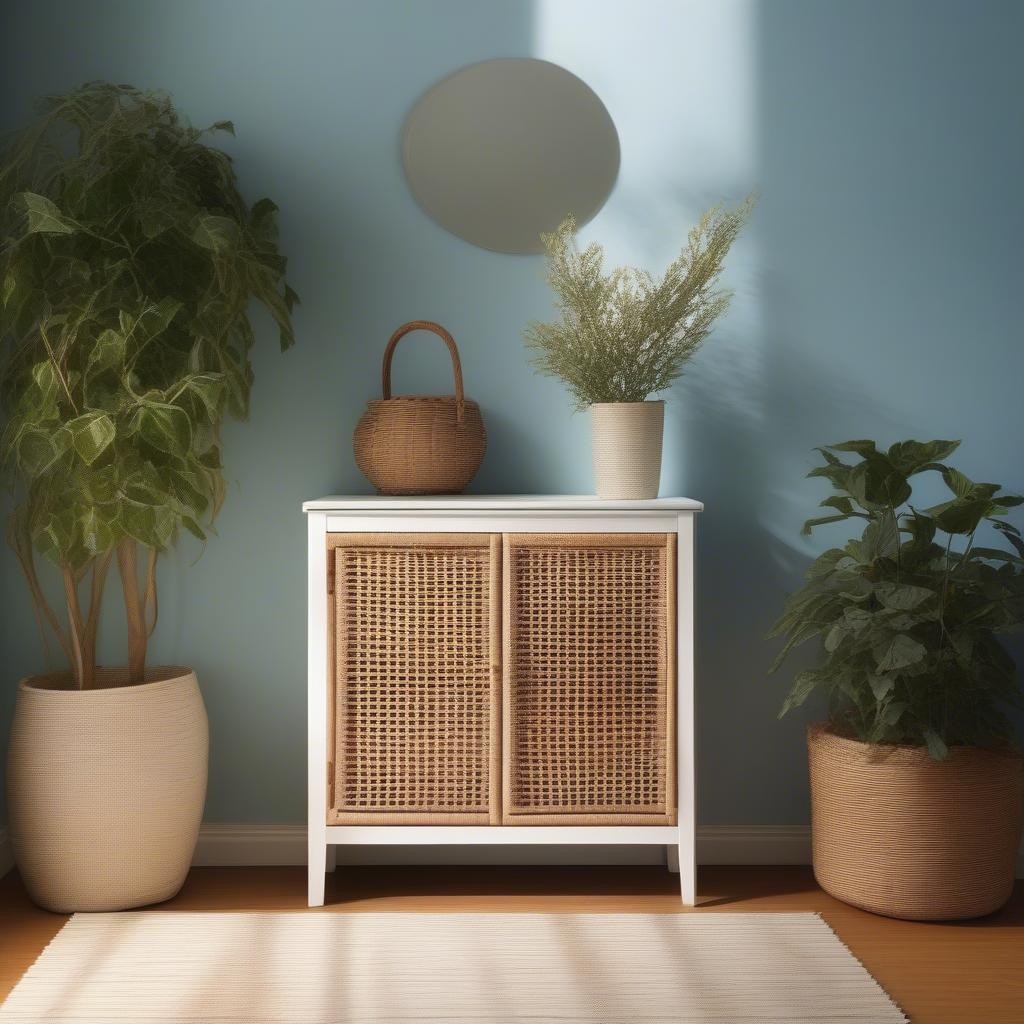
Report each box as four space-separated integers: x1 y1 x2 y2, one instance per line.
401 58 620 254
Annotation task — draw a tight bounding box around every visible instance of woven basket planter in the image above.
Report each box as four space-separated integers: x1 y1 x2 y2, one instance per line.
6 667 208 913
353 320 486 495
808 723 1024 920
590 401 664 499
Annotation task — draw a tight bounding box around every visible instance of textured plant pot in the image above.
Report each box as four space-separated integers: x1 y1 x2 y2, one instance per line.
6 666 208 913
808 723 1024 921
590 401 664 499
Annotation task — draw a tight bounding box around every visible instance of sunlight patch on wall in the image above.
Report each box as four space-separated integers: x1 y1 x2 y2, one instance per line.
532 0 763 498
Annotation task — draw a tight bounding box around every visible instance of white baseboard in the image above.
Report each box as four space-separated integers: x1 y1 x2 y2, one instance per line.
3 824 1019 876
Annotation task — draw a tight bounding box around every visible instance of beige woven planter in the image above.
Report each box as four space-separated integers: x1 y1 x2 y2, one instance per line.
808 723 1024 921
590 401 664 499
6 666 208 913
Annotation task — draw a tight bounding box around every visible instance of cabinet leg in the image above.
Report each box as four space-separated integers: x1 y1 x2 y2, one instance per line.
326 844 337 873
679 840 696 907
308 835 326 907
666 845 679 873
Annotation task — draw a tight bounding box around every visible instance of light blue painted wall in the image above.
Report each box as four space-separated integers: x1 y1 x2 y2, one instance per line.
1 0 1021 826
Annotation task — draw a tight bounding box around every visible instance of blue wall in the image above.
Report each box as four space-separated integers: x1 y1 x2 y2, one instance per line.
2 0 1021 826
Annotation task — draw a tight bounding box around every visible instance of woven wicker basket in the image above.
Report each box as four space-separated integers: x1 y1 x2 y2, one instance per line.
808 723 1024 920
353 320 486 495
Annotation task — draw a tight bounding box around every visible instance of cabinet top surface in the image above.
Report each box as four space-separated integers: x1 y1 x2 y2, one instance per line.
303 494 703 512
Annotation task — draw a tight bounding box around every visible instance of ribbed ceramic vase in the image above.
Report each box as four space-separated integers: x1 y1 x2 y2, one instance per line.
590 401 665 499
808 724 1024 921
6 666 208 913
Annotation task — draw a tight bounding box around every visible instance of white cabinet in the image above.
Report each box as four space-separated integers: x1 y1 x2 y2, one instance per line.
304 496 700 906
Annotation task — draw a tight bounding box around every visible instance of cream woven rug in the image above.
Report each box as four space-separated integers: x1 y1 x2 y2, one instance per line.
0 912 907 1022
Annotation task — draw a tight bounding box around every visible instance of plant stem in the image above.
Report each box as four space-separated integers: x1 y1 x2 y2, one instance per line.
61 565 88 689
80 550 113 690
143 546 159 637
117 538 148 684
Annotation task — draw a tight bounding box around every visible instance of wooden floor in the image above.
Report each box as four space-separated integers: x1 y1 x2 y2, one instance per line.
1 864 1021 1022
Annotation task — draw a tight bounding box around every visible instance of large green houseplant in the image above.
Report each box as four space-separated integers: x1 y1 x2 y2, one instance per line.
1 82 297 911
770 439 1024 920
524 198 753 499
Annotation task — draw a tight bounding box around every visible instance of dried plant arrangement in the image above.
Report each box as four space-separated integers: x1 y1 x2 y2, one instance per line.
523 196 755 410
0 81 297 688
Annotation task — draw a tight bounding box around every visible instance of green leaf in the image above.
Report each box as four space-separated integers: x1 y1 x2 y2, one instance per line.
135 297 182 344
120 497 177 549
992 521 1024 558
168 467 209 516
828 440 878 455
210 119 235 135
183 373 226 421
136 404 192 454
16 428 66 475
65 411 115 464
875 582 933 610
931 497 991 535
857 516 900 561
29 361 61 415
887 439 960 474
248 263 296 350
843 606 873 632
86 328 126 377
18 191 76 234
191 213 241 252
779 670 823 716
869 674 896 701
806 548 849 580
873 634 927 673
941 466 974 498
182 516 207 541
847 457 912 510
881 701 906 725
824 622 848 652
924 728 949 761
807 463 851 489
79 506 115 555
819 495 855 514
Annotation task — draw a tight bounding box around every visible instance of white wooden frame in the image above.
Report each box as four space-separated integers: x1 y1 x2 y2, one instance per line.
305 496 701 907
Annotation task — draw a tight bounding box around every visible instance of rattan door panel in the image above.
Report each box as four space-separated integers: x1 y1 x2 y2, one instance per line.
329 533 501 824
502 533 676 825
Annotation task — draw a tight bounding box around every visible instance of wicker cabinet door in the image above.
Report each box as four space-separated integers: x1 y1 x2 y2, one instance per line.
503 533 676 825
329 533 501 824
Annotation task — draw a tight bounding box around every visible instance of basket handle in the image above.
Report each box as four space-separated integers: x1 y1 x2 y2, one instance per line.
382 320 466 422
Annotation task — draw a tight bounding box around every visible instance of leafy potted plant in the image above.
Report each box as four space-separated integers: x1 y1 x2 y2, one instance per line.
1 82 297 911
523 198 753 498
770 439 1024 920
